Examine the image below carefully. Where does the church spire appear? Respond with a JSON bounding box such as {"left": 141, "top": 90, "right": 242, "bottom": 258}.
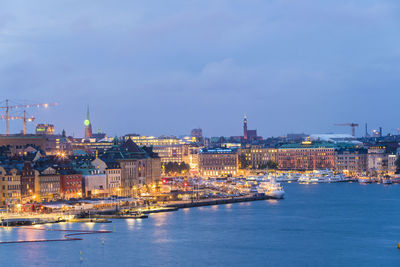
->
{"left": 86, "top": 105, "right": 90, "bottom": 121}
{"left": 84, "top": 105, "right": 92, "bottom": 138}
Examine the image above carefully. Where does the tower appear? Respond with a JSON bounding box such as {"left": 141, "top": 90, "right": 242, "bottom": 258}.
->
{"left": 84, "top": 106, "right": 92, "bottom": 138}
{"left": 243, "top": 114, "right": 248, "bottom": 141}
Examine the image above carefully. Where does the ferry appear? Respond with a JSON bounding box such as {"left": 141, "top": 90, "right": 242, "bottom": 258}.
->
{"left": 256, "top": 177, "right": 285, "bottom": 199}
{"left": 298, "top": 170, "right": 348, "bottom": 184}
{"left": 275, "top": 173, "right": 300, "bottom": 183}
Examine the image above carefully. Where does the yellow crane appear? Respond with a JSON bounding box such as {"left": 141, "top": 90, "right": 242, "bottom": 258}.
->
{"left": 0, "top": 99, "right": 57, "bottom": 135}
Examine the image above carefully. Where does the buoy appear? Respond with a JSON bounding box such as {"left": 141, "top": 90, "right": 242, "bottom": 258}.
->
{"left": 80, "top": 251, "right": 83, "bottom": 262}
{"left": 397, "top": 242, "right": 400, "bottom": 249}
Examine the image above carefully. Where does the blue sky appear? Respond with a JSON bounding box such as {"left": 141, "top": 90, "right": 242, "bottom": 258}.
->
{"left": 0, "top": 0, "right": 399, "bottom": 137}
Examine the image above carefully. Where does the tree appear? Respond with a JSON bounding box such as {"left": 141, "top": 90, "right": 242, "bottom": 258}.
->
{"left": 162, "top": 161, "right": 190, "bottom": 175}
{"left": 238, "top": 153, "right": 250, "bottom": 169}
{"left": 266, "top": 160, "right": 278, "bottom": 170}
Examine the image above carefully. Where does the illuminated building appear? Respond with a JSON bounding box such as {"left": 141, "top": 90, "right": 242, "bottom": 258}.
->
{"left": 199, "top": 148, "right": 238, "bottom": 177}
{"left": 335, "top": 148, "right": 368, "bottom": 175}
{"left": 277, "top": 142, "right": 336, "bottom": 171}
{"left": 21, "top": 162, "right": 35, "bottom": 200}
{"left": 367, "top": 146, "right": 389, "bottom": 174}
{"left": 56, "top": 165, "right": 83, "bottom": 200}
{"left": 82, "top": 171, "right": 107, "bottom": 198}
{"left": 84, "top": 106, "right": 93, "bottom": 138}
{"left": 35, "top": 124, "right": 55, "bottom": 135}
{"left": 124, "top": 135, "right": 198, "bottom": 167}
{"left": 92, "top": 157, "right": 121, "bottom": 196}
{"left": 34, "top": 167, "right": 60, "bottom": 202}
{"left": 124, "top": 135, "right": 195, "bottom": 146}
{"left": 0, "top": 166, "right": 21, "bottom": 206}
{"left": 71, "top": 138, "right": 113, "bottom": 153}
{"left": 388, "top": 154, "right": 397, "bottom": 174}
{"left": 191, "top": 128, "right": 203, "bottom": 142}
{"left": 153, "top": 145, "right": 189, "bottom": 163}
{"left": 99, "top": 138, "right": 161, "bottom": 196}
{"left": 238, "top": 146, "right": 278, "bottom": 169}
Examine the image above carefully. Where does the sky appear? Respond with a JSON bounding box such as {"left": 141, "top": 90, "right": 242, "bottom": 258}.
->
{"left": 0, "top": 0, "right": 399, "bottom": 138}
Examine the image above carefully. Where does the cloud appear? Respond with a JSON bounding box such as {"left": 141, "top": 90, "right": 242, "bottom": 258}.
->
{"left": 0, "top": 0, "right": 399, "bottom": 136}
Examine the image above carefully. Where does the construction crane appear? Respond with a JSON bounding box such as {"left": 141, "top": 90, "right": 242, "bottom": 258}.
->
{"left": 0, "top": 99, "right": 57, "bottom": 135}
{"left": 0, "top": 110, "right": 35, "bottom": 135}
{"left": 334, "top": 123, "right": 359, "bottom": 137}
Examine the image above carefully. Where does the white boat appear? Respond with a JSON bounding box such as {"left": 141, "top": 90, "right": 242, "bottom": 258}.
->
{"left": 382, "top": 179, "right": 393, "bottom": 185}
{"left": 276, "top": 173, "right": 299, "bottom": 183}
{"left": 256, "top": 177, "right": 285, "bottom": 199}
{"left": 391, "top": 175, "right": 400, "bottom": 184}
{"left": 298, "top": 170, "right": 347, "bottom": 184}
{"left": 358, "top": 177, "right": 373, "bottom": 184}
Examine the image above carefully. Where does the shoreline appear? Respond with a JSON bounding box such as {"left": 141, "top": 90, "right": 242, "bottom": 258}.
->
{"left": 0, "top": 194, "right": 279, "bottom": 227}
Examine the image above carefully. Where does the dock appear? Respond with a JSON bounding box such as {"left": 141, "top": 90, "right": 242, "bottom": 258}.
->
{"left": 165, "top": 195, "right": 274, "bottom": 209}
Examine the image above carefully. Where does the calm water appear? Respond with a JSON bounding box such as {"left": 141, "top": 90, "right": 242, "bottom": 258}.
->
{"left": 1, "top": 183, "right": 400, "bottom": 267}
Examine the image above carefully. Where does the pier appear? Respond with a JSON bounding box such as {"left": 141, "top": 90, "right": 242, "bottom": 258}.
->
{"left": 165, "top": 195, "right": 275, "bottom": 209}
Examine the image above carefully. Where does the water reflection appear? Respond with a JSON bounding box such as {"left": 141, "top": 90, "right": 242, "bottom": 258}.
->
{"left": 125, "top": 218, "right": 135, "bottom": 230}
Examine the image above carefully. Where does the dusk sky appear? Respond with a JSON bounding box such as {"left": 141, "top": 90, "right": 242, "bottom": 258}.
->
{"left": 1, "top": 0, "right": 399, "bottom": 138}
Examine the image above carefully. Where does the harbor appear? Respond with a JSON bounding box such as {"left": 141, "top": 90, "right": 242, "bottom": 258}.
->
{"left": 1, "top": 183, "right": 399, "bottom": 266}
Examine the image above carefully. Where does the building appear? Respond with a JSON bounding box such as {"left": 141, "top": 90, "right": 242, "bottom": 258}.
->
{"left": 388, "top": 154, "right": 397, "bottom": 174}
{"left": 152, "top": 144, "right": 190, "bottom": 164}
{"left": 92, "top": 157, "right": 121, "bottom": 196}
{"left": 277, "top": 142, "right": 336, "bottom": 171}
{"left": 199, "top": 148, "right": 238, "bottom": 177}
{"left": 238, "top": 146, "right": 278, "bottom": 169}
{"left": 82, "top": 171, "right": 107, "bottom": 198}
{"left": 367, "top": 146, "right": 387, "bottom": 174}
{"left": 34, "top": 167, "right": 60, "bottom": 202}
{"left": 21, "top": 162, "right": 35, "bottom": 200}
{"left": 99, "top": 138, "right": 161, "bottom": 196}
{"left": 57, "top": 166, "right": 82, "bottom": 200}
{"left": 191, "top": 128, "right": 203, "bottom": 142}
{"left": 36, "top": 124, "right": 55, "bottom": 135}
{"left": 335, "top": 148, "right": 368, "bottom": 175}
{"left": 124, "top": 135, "right": 195, "bottom": 146}
{"left": 242, "top": 115, "right": 261, "bottom": 143}
{"left": 84, "top": 106, "right": 93, "bottom": 139}
{"left": 0, "top": 135, "right": 46, "bottom": 156}
{"left": 0, "top": 166, "right": 21, "bottom": 207}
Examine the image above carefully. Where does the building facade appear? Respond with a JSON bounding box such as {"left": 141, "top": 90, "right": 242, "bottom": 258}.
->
{"left": 58, "top": 167, "right": 82, "bottom": 200}
{"left": 238, "top": 146, "right": 278, "bottom": 169}
{"left": 0, "top": 167, "right": 21, "bottom": 206}
{"left": 335, "top": 148, "right": 368, "bottom": 175}
{"left": 34, "top": 167, "right": 60, "bottom": 202}
{"left": 21, "top": 162, "right": 35, "bottom": 200}
{"left": 277, "top": 142, "right": 336, "bottom": 171}
{"left": 199, "top": 148, "right": 238, "bottom": 177}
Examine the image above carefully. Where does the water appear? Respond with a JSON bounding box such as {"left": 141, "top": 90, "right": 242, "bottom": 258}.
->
{"left": 1, "top": 183, "right": 400, "bottom": 266}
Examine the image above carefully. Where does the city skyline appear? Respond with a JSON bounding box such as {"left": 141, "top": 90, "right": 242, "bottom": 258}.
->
{"left": 1, "top": 1, "right": 400, "bottom": 137}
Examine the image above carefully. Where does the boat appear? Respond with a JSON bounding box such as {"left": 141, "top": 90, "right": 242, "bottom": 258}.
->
{"left": 298, "top": 170, "right": 348, "bottom": 184}
{"left": 276, "top": 173, "right": 299, "bottom": 183}
{"left": 382, "top": 179, "right": 393, "bottom": 185}
{"left": 391, "top": 175, "right": 400, "bottom": 184}
{"left": 256, "top": 177, "right": 285, "bottom": 199}
{"left": 358, "top": 177, "right": 373, "bottom": 184}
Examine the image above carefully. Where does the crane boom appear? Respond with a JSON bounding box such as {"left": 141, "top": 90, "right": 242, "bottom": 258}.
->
{"left": 334, "top": 123, "right": 359, "bottom": 137}
{"left": 0, "top": 99, "right": 56, "bottom": 135}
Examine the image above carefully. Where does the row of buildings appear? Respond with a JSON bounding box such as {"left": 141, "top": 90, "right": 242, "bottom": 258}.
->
{"left": 197, "top": 141, "right": 399, "bottom": 177}
{"left": 0, "top": 138, "right": 161, "bottom": 206}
